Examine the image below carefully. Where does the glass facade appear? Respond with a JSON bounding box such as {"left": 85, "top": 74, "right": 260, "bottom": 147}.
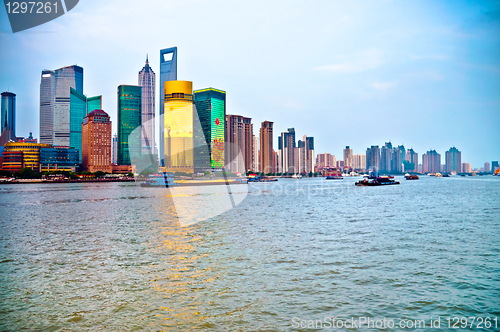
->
{"left": 53, "top": 65, "right": 84, "bottom": 146}
{"left": 117, "top": 85, "right": 142, "bottom": 165}
{"left": 40, "top": 147, "right": 79, "bottom": 171}
{"left": 164, "top": 81, "right": 194, "bottom": 173}
{"left": 194, "top": 88, "right": 226, "bottom": 170}
{"left": 1, "top": 92, "right": 16, "bottom": 137}
{"left": 69, "top": 88, "right": 102, "bottom": 162}
{"left": 159, "top": 47, "right": 178, "bottom": 166}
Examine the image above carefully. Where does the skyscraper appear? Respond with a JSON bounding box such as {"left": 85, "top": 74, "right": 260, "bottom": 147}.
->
{"left": 259, "top": 121, "right": 274, "bottom": 174}
{"left": 82, "top": 109, "right": 112, "bottom": 173}
{"left": 39, "top": 70, "right": 55, "bottom": 144}
{"left": 138, "top": 55, "right": 156, "bottom": 154}
{"left": 225, "top": 114, "right": 253, "bottom": 173}
{"left": 445, "top": 147, "right": 461, "bottom": 173}
{"left": 380, "top": 142, "right": 393, "bottom": 173}
{"left": 422, "top": 150, "right": 441, "bottom": 173}
{"left": 1, "top": 92, "right": 16, "bottom": 137}
{"left": 159, "top": 47, "right": 178, "bottom": 165}
{"left": 163, "top": 80, "right": 195, "bottom": 173}
{"left": 193, "top": 88, "right": 226, "bottom": 170}
{"left": 69, "top": 88, "right": 102, "bottom": 161}
{"left": 366, "top": 145, "right": 380, "bottom": 172}
{"left": 405, "top": 148, "right": 418, "bottom": 172}
{"left": 117, "top": 85, "right": 142, "bottom": 165}
{"left": 343, "top": 146, "right": 353, "bottom": 168}
{"left": 39, "top": 65, "right": 84, "bottom": 146}
{"left": 315, "top": 153, "right": 336, "bottom": 170}
{"left": 278, "top": 128, "right": 296, "bottom": 174}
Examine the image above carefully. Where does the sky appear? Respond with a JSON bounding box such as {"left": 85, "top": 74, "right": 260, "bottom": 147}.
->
{"left": 0, "top": 0, "right": 499, "bottom": 168}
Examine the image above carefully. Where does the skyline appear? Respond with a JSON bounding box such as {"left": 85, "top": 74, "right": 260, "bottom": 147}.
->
{"left": 0, "top": 0, "right": 499, "bottom": 167}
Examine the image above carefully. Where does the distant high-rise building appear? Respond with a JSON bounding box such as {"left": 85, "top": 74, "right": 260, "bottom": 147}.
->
{"left": 259, "top": 121, "right": 274, "bottom": 174}
{"left": 193, "top": 88, "right": 226, "bottom": 170}
{"left": 297, "top": 135, "right": 314, "bottom": 174}
{"left": 41, "top": 65, "right": 84, "bottom": 146}
{"left": 82, "top": 109, "right": 112, "bottom": 173}
{"left": 366, "top": 145, "right": 380, "bottom": 172}
{"left": 138, "top": 55, "right": 156, "bottom": 154}
{"left": 461, "top": 162, "right": 472, "bottom": 173}
{"left": 391, "top": 145, "right": 403, "bottom": 173}
{"left": 445, "top": 147, "right": 461, "bottom": 173}
{"left": 159, "top": 47, "right": 178, "bottom": 165}
{"left": 343, "top": 146, "right": 353, "bottom": 168}
{"left": 69, "top": 88, "right": 102, "bottom": 161}
{"left": 315, "top": 153, "right": 336, "bottom": 170}
{"left": 405, "top": 148, "right": 418, "bottom": 172}
{"left": 225, "top": 114, "right": 253, "bottom": 173}
{"left": 422, "top": 150, "right": 441, "bottom": 173}
{"left": 1, "top": 92, "right": 16, "bottom": 138}
{"left": 380, "top": 142, "right": 393, "bottom": 173}
{"left": 351, "top": 154, "right": 366, "bottom": 171}
{"left": 278, "top": 128, "right": 296, "bottom": 173}
{"left": 252, "top": 135, "right": 259, "bottom": 171}
{"left": 163, "top": 81, "right": 195, "bottom": 173}
{"left": 112, "top": 134, "right": 118, "bottom": 164}
{"left": 492, "top": 161, "right": 499, "bottom": 172}
{"left": 483, "top": 162, "right": 490, "bottom": 173}
{"left": 117, "top": 85, "right": 142, "bottom": 165}
{"left": 39, "top": 70, "right": 55, "bottom": 144}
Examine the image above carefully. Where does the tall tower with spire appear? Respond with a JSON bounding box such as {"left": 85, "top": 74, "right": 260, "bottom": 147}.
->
{"left": 138, "top": 55, "right": 156, "bottom": 155}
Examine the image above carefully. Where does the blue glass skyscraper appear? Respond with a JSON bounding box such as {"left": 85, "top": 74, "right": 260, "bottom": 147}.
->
{"left": 159, "top": 47, "right": 177, "bottom": 166}
{"left": 1, "top": 92, "right": 16, "bottom": 137}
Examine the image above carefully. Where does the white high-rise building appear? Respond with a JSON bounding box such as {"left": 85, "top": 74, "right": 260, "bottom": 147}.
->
{"left": 138, "top": 56, "right": 156, "bottom": 155}
{"left": 39, "top": 65, "right": 84, "bottom": 146}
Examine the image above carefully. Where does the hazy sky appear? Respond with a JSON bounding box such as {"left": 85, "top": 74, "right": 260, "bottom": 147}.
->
{"left": 1, "top": 0, "right": 499, "bottom": 167}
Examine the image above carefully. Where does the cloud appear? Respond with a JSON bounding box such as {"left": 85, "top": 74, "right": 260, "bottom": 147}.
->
{"left": 370, "top": 81, "right": 396, "bottom": 91}
{"left": 313, "top": 49, "right": 385, "bottom": 74}
{"left": 409, "top": 54, "right": 450, "bottom": 61}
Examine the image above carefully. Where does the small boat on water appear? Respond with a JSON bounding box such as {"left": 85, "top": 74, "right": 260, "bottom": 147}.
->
{"left": 326, "top": 175, "right": 343, "bottom": 180}
{"left": 141, "top": 173, "right": 247, "bottom": 187}
{"left": 248, "top": 175, "right": 278, "bottom": 182}
{"left": 355, "top": 176, "right": 400, "bottom": 186}
{"left": 141, "top": 173, "right": 177, "bottom": 187}
{"left": 291, "top": 174, "right": 302, "bottom": 179}
{"left": 404, "top": 174, "right": 419, "bottom": 180}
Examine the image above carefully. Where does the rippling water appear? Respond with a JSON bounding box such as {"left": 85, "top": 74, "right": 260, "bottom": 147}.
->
{"left": 0, "top": 176, "right": 499, "bottom": 330}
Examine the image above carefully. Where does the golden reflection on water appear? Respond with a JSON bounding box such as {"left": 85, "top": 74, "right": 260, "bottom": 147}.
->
{"left": 148, "top": 191, "right": 219, "bottom": 329}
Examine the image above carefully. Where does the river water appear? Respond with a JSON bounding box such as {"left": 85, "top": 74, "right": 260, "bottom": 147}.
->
{"left": 0, "top": 176, "right": 499, "bottom": 331}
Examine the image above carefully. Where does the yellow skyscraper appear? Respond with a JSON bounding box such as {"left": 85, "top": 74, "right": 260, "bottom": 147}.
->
{"left": 164, "top": 80, "right": 195, "bottom": 173}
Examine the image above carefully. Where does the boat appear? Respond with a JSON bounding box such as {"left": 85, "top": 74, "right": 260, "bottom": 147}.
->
{"left": 326, "top": 175, "right": 343, "bottom": 180}
{"left": 442, "top": 174, "right": 450, "bottom": 177}
{"left": 141, "top": 173, "right": 247, "bottom": 187}
{"left": 404, "top": 174, "right": 419, "bottom": 180}
{"left": 141, "top": 172, "right": 177, "bottom": 187}
{"left": 355, "top": 176, "right": 400, "bottom": 186}
{"left": 291, "top": 174, "right": 302, "bottom": 179}
{"left": 248, "top": 175, "right": 278, "bottom": 182}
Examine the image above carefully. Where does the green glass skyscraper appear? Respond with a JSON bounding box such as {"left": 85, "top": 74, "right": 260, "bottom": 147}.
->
{"left": 69, "top": 88, "right": 102, "bottom": 161}
{"left": 117, "top": 85, "right": 142, "bottom": 165}
{"left": 193, "top": 88, "right": 226, "bottom": 170}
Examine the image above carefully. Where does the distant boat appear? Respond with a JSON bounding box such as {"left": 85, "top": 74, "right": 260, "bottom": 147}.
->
{"left": 291, "top": 174, "right": 302, "bottom": 179}
{"left": 141, "top": 173, "right": 247, "bottom": 187}
{"left": 248, "top": 175, "right": 278, "bottom": 182}
{"left": 355, "top": 176, "right": 400, "bottom": 186}
{"left": 405, "top": 174, "right": 419, "bottom": 180}
{"left": 442, "top": 174, "right": 450, "bottom": 177}
{"left": 326, "top": 175, "right": 343, "bottom": 180}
